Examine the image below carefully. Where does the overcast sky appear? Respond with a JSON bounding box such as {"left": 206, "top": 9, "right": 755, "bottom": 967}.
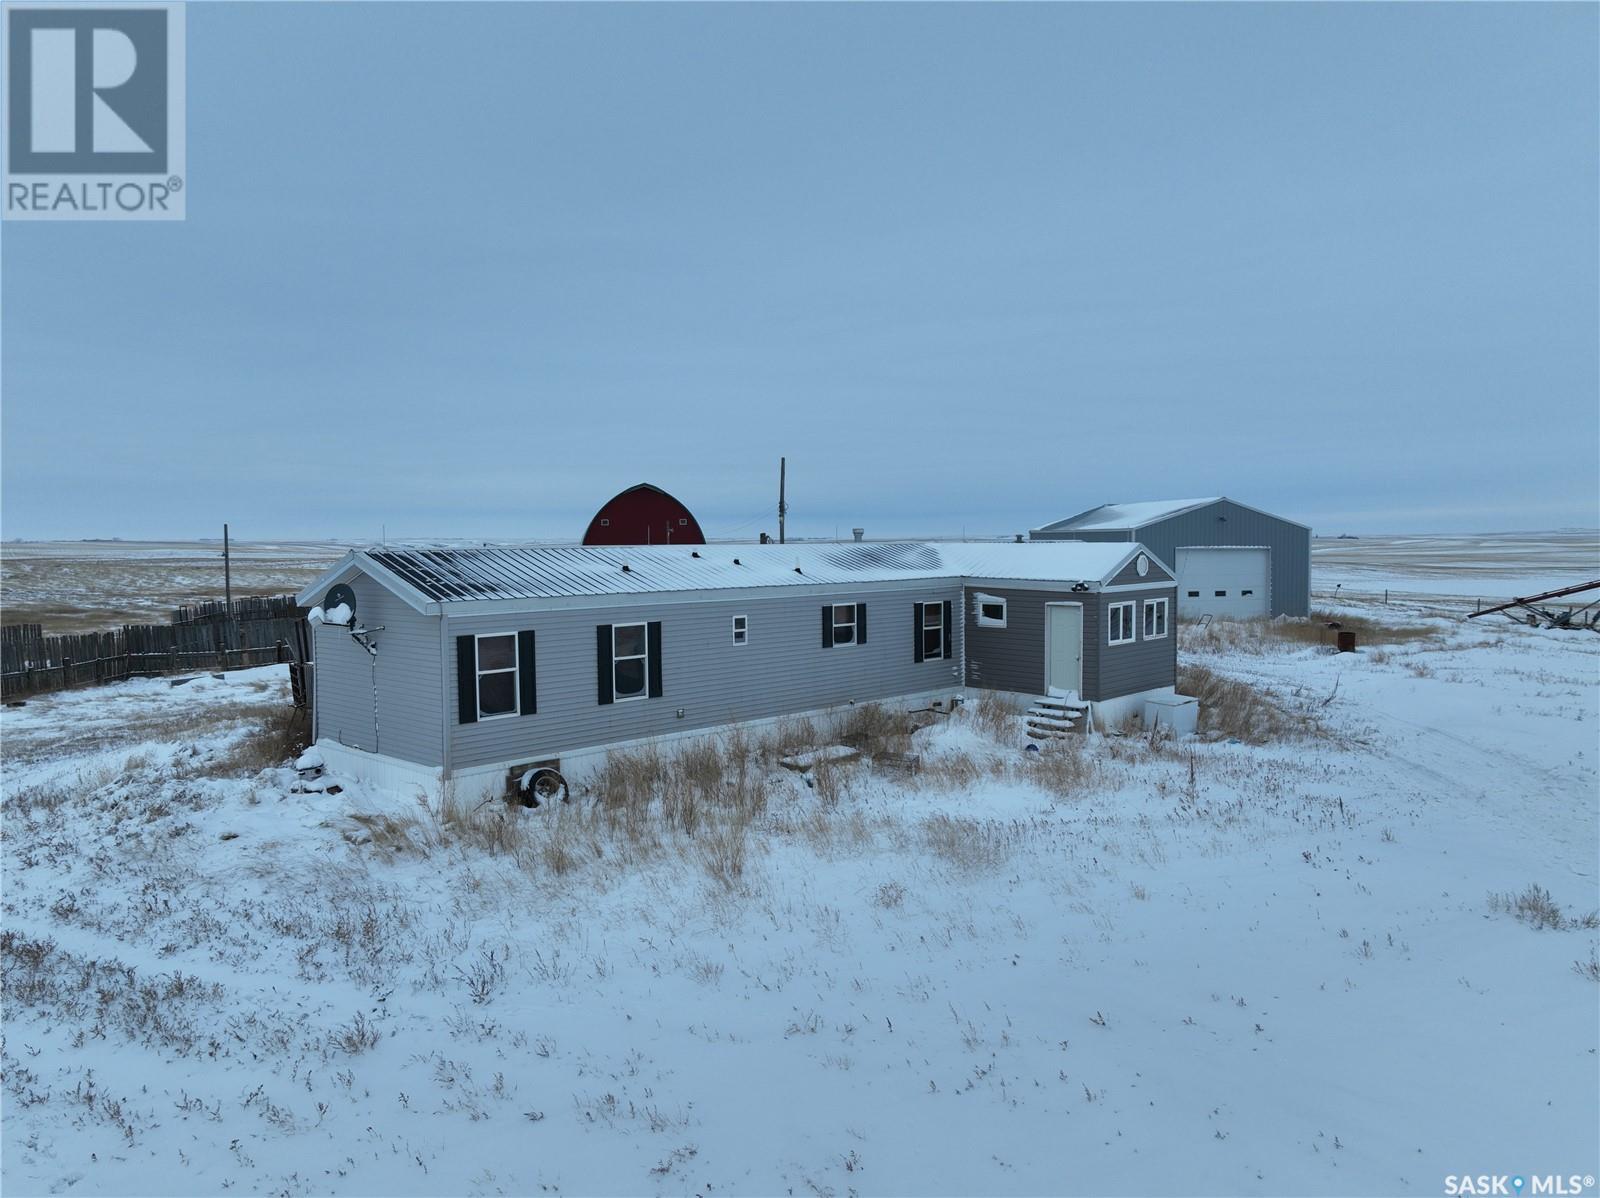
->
{"left": 3, "top": 3, "right": 1596, "bottom": 543}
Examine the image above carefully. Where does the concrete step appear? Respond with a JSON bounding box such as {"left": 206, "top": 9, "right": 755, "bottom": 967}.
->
{"left": 1035, "top": 697, "right": 1090, "bottom": 714}
{"left": 1026, "top": 727, "right": 1073, "bottom": 742}
{"left": 1026, "top": 714, "right": 1078, "bottom": 732}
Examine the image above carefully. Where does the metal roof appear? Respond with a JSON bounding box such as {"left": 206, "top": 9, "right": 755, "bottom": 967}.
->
{"left": 300, "top": 541, "right": 1145, "bottom": 608}
{"left": 1033, "top": 498, "right": 1223, "bottom": 534}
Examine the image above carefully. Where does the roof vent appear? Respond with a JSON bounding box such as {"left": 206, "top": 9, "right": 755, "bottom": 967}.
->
{"left": 691, "top": 551, "right": 701, "bottom": 558}
{"left": 732, "top": 558, "right": 741, "bottom": 566}
{"left": 621, "top": 564, "right": 631, "bottom": 573}
{"left": 794, "top": 566, "right": 803, "bottom": 574}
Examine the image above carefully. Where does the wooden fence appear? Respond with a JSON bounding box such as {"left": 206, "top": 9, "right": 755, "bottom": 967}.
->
{"left": 173, "top": 594, "right": 304, "bottom": 625}
{"left": 1, "top": 598, "right": 311, "bottom": 701}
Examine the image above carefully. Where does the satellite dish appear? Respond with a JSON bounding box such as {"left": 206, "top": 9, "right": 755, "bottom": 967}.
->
{"left": 324, "top": 583, "right": 357, "bottom": 615}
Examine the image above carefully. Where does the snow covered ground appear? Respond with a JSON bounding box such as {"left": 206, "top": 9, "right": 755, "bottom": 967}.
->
{"left": 1312, "top": 532, "right": 1599, "bottom": 604}
{"left": 2, "top": 601, "right": 1597, "bottom": 1197}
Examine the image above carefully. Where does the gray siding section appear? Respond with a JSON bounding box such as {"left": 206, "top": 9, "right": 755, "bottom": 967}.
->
{"left": 313, "top": 572, "right": 444, "bottom": 765}
{"left": 963, "top": 585, "right": 1060, "bottom": 696}
{"left": 963, "top": 584, "right": 1176, "bottom": 700}
{"left": 1107, "top": 551, "right": 1174, "bottom": 587}
{"left": 446, "top": 584, "right": 964, "bottom": 770}
{"left": 1094, "top": 588, "right": 1178, "bottom": 699}
{"left": 1033, "top": 500, "right": 1310, "bottom": 616}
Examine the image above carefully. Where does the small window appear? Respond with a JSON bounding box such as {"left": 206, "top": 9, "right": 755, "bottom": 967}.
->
{"left": 974, "top": 593, "right": 1007, "bottom": 629}
{"left": 600, "top": 518, "right": 610, "bottom": 527}
{"left": 475, "top": 633, "right": 519, "bottom": 719}
{"left": 831, "top": 603, "right": 857, "bottom": 645}
{"left": 732, "top": 614, "right": 748, "bottom": 645}
{"left": 613, "top": 622, "right": 649, "bottom": 701}
{"left": 1142, "top": 598, "right": 1169, "bottom": 640}
{"left": 1215, "top": 590, "right": 1227, "bottom": 598}
{"left": 678, "top": 518, "right": 688, "bottom": 526}
{"left": 1241, "top": 589, "right": 1253, "bottom": 597}
{"left": 921, "top": 601, "right": 945, "bottom": 660}
{"left": 1187, "top": 591, "right": 1200, "bottom": 598}
{"left": 1108, "top": 601, "right": 1137, "bottom": 645}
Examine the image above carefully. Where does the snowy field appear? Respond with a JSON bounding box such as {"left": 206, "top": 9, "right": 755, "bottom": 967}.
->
{"left": 2, "top": 594, "right": 1596, "bottom": 1197}
{"left": 0, "top": 541, "right": 346, "bottom": 632}
{"left": 1312, "top": 531, "right": 1599, "bottom": 605}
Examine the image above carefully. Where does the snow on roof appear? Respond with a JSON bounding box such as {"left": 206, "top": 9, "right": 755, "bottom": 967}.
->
{"left": 1035, "top": 497, "right": 1223, "bottom": 533}
{"left": 303, "top": 541, "right": 1144, "bottom": 607}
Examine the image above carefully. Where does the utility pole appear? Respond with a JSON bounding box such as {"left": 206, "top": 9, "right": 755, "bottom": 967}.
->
{"left": 778, "top": 457, "right": 787, "bottom": 545}
{"left": 222, "top": 523, "right": 232, "bottom": 613}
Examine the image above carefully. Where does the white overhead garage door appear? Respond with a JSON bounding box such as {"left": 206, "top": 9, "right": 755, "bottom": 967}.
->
{"left": 1175, "top": 548, "right": 1270, "bottom": 619}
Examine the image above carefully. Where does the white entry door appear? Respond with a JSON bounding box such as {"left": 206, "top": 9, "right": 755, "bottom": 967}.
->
{"left": 1045, "top": 603, "right": 1083, "bottom": 697}
{"left": 1175, "top": 548, "right": 1271, "bottom": 619}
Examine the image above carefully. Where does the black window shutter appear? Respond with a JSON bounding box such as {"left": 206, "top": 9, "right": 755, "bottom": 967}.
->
{"left": 913, "top": 602, "right": 925, "bottom": 663}
{"left": 455, "top": 636, "right": 477, "bottom": 724}
{"left": 596, "top": 624, "right": 614, "bottom": 705}
{"left": 517, "top": 630, "right": 537, "bottom": 715}
{"left": 943, "top": 600, "right": 953, "bottom": 660}
{"left": 647, "top": 621, "right": 663, "bottom": 697}
{"left": 822, "top": 606, "right": 833, "bottom": 649}
{"left": 858, "top": 603, "right": 867, "bottom": 644}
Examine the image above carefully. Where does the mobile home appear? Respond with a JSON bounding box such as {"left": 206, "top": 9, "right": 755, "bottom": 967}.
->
{"left": 297, "top": 541, "right": 1179, "bottom": 798}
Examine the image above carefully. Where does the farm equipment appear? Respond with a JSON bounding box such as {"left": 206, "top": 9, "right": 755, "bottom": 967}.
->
{"left": 1467, "top": 580, "right": 1600, "bottom": 631}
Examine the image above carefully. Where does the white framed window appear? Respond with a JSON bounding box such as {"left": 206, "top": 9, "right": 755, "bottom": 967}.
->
{"left": 973, "top": 593, "right": 1007, "bottom": 629}
{"left": 732, "top": 614, "right": 748, "bottom": 645}
{"left": 831, "top": 603, "right": 857, "bottom": 646}
{"left": 1142, "top": 597, "right": 1169, "bottom": 640}
{"left": 475, "top": 632, "right": 519, "bottom": 719}
{"left": 921, "top": 600, "right": 944, "bottom": 660}
{"left": 1107, "top": 601, "right": 1137, "bottom": 645}
{"left": 612, "top": 622, "right": 649, "bottom": 701}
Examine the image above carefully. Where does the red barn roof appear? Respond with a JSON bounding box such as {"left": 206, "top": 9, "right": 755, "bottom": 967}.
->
{"left": 582, "top": 483, "right": 706, "bottom": 546}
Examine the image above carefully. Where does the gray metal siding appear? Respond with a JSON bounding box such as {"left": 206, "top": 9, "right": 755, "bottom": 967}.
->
{"left": 312, "top": 573, "right": 444, "bottom": 766}
{"left": 1034, "top": 500, "right": 1309, "bottom": 616}
{"left": 1095, "top": 588, "right": 1179, "bottom": 700}
{"left": 1107, "top": 551, "right": 1174, "bottom": 586}
{"left": 963, "top": 585, "right": 1176, "bottom": 700}
{"left": 963, "top": 586, "right": 1053, "bottom": 695}
{"left": 446, "top": 584, "right": 965, "bottom": 770}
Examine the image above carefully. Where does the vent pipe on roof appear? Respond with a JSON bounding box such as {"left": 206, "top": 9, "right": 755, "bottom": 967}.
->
{"left": 852, "top": 528, "right": 864, "bottom": 542}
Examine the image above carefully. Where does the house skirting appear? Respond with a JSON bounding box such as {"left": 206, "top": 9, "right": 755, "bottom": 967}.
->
{"left": 314, "top": 740, "right": 444, "bottom": 799}
{"left": 315, "top": 684, "right": 1181, "bottom": 802}
{"left": 315, "top": 686, "right": 964, "bottom": 803}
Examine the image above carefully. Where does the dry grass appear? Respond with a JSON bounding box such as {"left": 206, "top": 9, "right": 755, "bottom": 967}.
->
{"left": 1487, "top": 884, "right": 1600, "bottom": 932}
{"left": 1023, "top": 737, "right": 1097, "bottom": 797}
{"left": 195, "top": 703, "right": 310, "bottom": 777}
{"left": 1182, "top": 610, "right": 1441, "bottom": 657}
{"left": 969, "top": 691, "right": 1021, "bottom": 741}
{"left": 1177, "top": 663, "right": 1328, "bottom": 744}
{"left": 416, "top": 736, "right": 780, "bottom": 887}
{"left": 919, "top": 814, "right": 1012, "bottom": 872}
